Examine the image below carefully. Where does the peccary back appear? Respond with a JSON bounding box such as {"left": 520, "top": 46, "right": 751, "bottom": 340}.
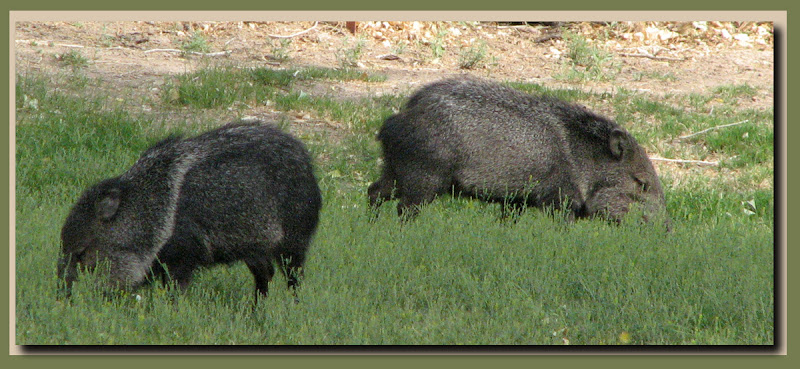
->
{"left": 58, "top": 122, "right": 322, "bottom": 301}
{"left": 368, "top": 77, "right": 667, "bottom": 224}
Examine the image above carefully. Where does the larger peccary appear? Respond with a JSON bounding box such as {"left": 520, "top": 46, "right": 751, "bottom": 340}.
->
{"left": 368, "top": 77, "right": 668, "bottom": 225}
{"left": 58, "top": 121, "right": 322, "bottom": 302}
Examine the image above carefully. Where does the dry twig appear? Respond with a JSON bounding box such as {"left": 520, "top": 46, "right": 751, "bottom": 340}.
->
{"left": 534, "top": 33, "right": 563, "bottom": 43}
{"left": 619, "top": 52, "right": 685, "bottom": 61}
{"left": 620, "top": 46, "right": 685, "bottom": 61}
{"left": 268, "top": 21, "right": 319, "bottom": 39}
{"left": 677, "top": 120, "right": 749, "bottom": 140}
{"left": 143, "top": 48, "right": 231, "bottom": 57}
{"left": 649, "top": 157, "right": 719, "bottom": 166}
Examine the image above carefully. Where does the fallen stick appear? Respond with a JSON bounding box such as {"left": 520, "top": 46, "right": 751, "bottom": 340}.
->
{"left": 55, "top": 43, "right": 86, "bottom": 48}
{"left": 677, "top": 120, "right": 749, "bottom": 140}
{"left": 143, "top": 48, "right": 231, "bottom": 57}
{"left": 619, "top": 52, "right": 685, "bottom": 61}
{"left": 268, "top": 21, "right": 319, "bottom": 39}
{"left": 534, "top": 33, "right": 563, "bottom": 43}
{"left": 649, "top": 157, "right": 719, "bottom": 166}
{"left": 18, "top": 39, "right": 231, "bottom": 57}
{"left": 16, "top": 40, "right": 89, "bottom": 49}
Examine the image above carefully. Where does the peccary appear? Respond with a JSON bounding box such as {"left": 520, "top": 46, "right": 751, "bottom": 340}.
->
{"left": 368, "top": 77, "right": 668, "bottom": 225}
{"left": 58, "top": 121, "right": 322, "bottom": 302}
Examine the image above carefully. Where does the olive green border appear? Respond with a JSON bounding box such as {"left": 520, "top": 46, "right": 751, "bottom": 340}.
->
{"left": 4, "top": 0, "right": 790, "bottom": 366}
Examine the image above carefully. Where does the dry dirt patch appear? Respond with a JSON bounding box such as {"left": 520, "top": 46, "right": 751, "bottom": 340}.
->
{"left": 14, "top": 21, "right": 775, "bottom": 181}
{"left": 14, "top": 21, "right": 774, "bottom": 102}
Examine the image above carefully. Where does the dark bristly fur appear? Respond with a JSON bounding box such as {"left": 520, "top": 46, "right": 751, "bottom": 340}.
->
{"left": 368, "top": 77, "right": 668, "bottom": 225}
{"left": 58, "top": 121, "right": 322, "bottom": 303}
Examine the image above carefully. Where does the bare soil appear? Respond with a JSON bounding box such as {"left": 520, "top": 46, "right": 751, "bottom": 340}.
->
{"left": 13, "top": 21, "right": 775, "bottom": 180}
{"left": 13, "top": 21, "right": 774, "bottom": 101}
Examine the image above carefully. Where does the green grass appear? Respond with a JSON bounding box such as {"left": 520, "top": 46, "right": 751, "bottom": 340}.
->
{"left": 632, "top": 70, "right": 678, "bottom": 82}
{"left": 54, "top": 49, "right": 89, "bottom": 70}
{"left": 458, "top": 40, "right": 495, "bottom": 70}
{"left": 429, "top": 27, "right": 449, "bottom": 59}
{"left": 335, "top": 36, "right": 367, "bottom": 69}
{"left": 15, "top": 64, "right": 774, "bottom": 346}
{"left": 179, "top": 31, "right": 212, "bottom": 54}
{"left": 269, "top": 38, "right": 293, "bottom": 63}
{"left": 713, "top": 83, "right": 759, "bottom": 102}
{"left": 505, "top": 81, "right": 606, "bottom": 102}
{"left": 161, "top": 65, "right": 387, "bottom": 110}
{"left": 555, "top": 31, "right": 620, "bottom": 82}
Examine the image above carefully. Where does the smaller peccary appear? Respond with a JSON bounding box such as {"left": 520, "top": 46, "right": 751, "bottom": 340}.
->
{"left": 58, "top": 121, "right": 322, "bottom": 302}
{"left": 368, "top": 77, "right": 668, "bottom": 225}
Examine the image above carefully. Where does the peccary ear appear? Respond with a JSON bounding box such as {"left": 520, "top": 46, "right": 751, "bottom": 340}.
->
{"left": 609, "top": 129, "right": 631, "bottom": 160}
{"left": 96, "top": 188, "right": 121, "bottom": 220}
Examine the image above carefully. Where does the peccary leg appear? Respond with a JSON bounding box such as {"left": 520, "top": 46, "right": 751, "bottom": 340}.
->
{"left": 368, "top": 171, "right": 398, "bottom": 221}
{"left": 283, "top": 258, "right": 304, "bottom": 291}
{"left": 165, "top": 264, "right": 196, "bottom": 293}
{"left": 396, "top": 174, "right": 446, "bottom": 219}
{"left": 279, "top": 250, "right": 307, "bottom": 303}
{"left": 500, "top": 200, "right": 526, "bottom": 222}
{"left": 368, "top": 174, "right": 395, "bottom": 209}
{"left": 154, "top": 238, "right": 205, "bottom": 294}
{"left": 397, "top": 196, "right": 427, "bottom": 219}
{"left": 56, "top": 255, "right": 78, "bottom": 299}
{"left": 246, "top": 259, "right": 276, "bottom": 302}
